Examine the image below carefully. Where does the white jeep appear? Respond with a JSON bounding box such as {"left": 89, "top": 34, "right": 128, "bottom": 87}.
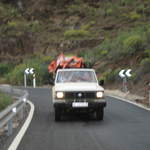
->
{"left": 52, "top": 68, "right": 106, "bottom": 121}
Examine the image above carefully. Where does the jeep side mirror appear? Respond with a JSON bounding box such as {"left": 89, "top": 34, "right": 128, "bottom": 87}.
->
{"left": 99, "top": 80, "right": 104, "bottom": 86}
{"left": 49, "top": 80, "right": 54, "bottom": 85}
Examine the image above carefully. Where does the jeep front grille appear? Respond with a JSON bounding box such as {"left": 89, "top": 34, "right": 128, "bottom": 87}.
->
{"left": 65, "top": 92, "right": 96, "bottom": 100}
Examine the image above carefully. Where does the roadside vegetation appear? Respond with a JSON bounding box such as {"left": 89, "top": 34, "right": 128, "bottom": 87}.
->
{"left": 5, "top": 55, "right": 53, "bottom": 86}
{"left": 0, "top": 0, "right": 149, "bottom": 96}
{"left": 0, "top": 91, "right": 12, "bottom": 111}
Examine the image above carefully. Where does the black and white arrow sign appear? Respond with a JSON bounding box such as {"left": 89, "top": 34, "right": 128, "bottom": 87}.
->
{"left": 24, "top": 68, "right": 35, "bottom": 75}
{"left": 30, "top": 68, "right": 35, "bottom": 74}
{"left": 119, "top": 69, "right": 126, "bottom": 78}
{"left": 24, "top": 68, "right": 30, "bottom": 75}
{"left": 24, "top": 68, "right": 36, "bottom": 88}
{"left": 126, "top": 69, "right": 132, "bottom": 77}
{"left": 119, "top": 69, "right": 132, "bottom": 78}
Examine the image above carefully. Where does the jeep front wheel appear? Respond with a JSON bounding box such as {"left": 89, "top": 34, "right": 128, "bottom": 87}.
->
{"left": 96, "top": 108, "right": 104, "bottom": 121}
{"left": 55, "top": 108, "right": 61, "bottom": 121}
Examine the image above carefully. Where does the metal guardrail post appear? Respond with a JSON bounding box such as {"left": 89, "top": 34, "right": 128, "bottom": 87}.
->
{"left": 123, "top": 77, "right": 128, "bottom": 93}
{"left": 11, "top": 86, "right": 14, "bottom": 95}
{"left": 7, "top": 119, "right": 13, "bottom": 136}
{"left": 20, "top": 106, "right": 24, "bottom": 120}
{"left": 0, "top": 85, "right": 29, "bottom": 137}
{"left": 148, "top": 83, "right": 150, "bottom": 107}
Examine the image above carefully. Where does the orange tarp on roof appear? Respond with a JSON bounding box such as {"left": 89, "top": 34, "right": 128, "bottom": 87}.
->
{"left": 48, "top": 53, "right": 84, "bottom": 73}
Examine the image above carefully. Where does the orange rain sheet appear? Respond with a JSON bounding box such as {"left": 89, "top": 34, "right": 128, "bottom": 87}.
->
{"left": 48, "top": 53, "right": 84, "bottom": 73}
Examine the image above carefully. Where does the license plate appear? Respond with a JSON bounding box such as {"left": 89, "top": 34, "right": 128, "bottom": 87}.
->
{"left": 72, "top": 102, "right": 88, "bottom": 108}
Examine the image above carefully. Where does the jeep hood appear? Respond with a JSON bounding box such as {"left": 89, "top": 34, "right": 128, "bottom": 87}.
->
{"left": 54, "top": 83, "right": 104, "bottom": 92}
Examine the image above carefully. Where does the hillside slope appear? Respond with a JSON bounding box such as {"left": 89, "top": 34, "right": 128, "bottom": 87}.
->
{"left": 0, "top": 0, "right": 150, "bottom": 102}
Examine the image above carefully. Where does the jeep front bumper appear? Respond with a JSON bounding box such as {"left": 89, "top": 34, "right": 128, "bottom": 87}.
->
{"left": 54, "top": 100, "right": 106, "bottom": 110}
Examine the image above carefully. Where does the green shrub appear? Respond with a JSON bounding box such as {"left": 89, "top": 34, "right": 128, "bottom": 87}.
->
{"left": 67, "top": 4, "right": 81, "bottom": 15}
{"left": 74, "top": 0, "right": 83, "bottom": 5}
{"left": 99, "top": 50, "right": 108, "bottom": 57}
{"left": 0, "top": 63, "right": 14, "bottom": 76}
{"left": 105, "top": 8, "right": 113, "bottom": 16}
{"left": 103, "top": 68, "right": 121, "bottom": 82}
{"left": 7, "top": 21, "right": 18, "bottom": 28}
{"left": 101, "top": 70, "right": 110, "bottom": 82}
{"left": 95, "top": 25, "right": 149, "bottom": 62}
{"left": 6, "top": 63, "right": 26, "bottom": 85}
{"left": 84, "top": 51, "right": 97, "bottom": 68}
{"left": 138, "top": 58, "right": 150, "bottom": 75}
{"left": 0, "top": 3, "right": 20, "bottom": 18}
{"left": 81, "top": 21, "right": 95, "bottom": 30}
{"left": 6, "top": 7, "right": 20, "bottom": 18}
{"left": 129, "top": 12, "right": 141, "bottom": 21}
{"left": 28, "top": 20, "right": 41, "bottom": 32}
{"left": 6, "top": 58, "right": 51, "bottom": 86}
{"left": 140, "top": 57, "right": 150, "bottom": 66}
{"left": 123, "top": 35, "right": 144, "bottom": 53}
{"left": 40, "top": 55, "right": 54, "bottom": 64}
{"left": 136, "top": 5, "right": 146, "bottom": 14}
{"left": 120, "top": 0, "right": 135, "bottom": 6}
{"left": 0, "top": 92, "right": 12, "bottom": 111}
{"left": 144, "top": 49, "right": 150, "bottom": 56}
{"left": 146, "top": 28, "right": 150, "bottom": 41}
{"left": 64, "top": 29, "right": 90, "bottom": 39}
{"left": 96, "top": 39, "right": 112, "bottom": 55}
{"left": 67, "top": 4, "right": 97, "bottom": 17}
{"left": 79, "top": 50, "right": 98, "bottom": 68}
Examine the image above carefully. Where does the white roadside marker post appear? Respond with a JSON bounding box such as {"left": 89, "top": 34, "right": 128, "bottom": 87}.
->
{"left": 123, "top": 77, "right": 128, "bottom": 93}
{"left": 7, "top": 119, "right": 13, "bottom": 136}
{"left": 24, "top": 73, "right": 27, "bottom": 88}
{"left": 29, "top": 68, "right": 36, "bottom": 88}
{"left": 24, "top": 68, "right": 36, "bottom": 88}
{"left": 33, "top": 74, "right": 36, "bottom": 88}
{"left": 149, "top": 83, "right": 150, "bottom": 107}
{"left": 119, "top": 69, "right": 132, "bottom": 93}
{"left": 24, "top": 68, "right": 30, "bottom": 88}
{"left": 119, "top": 69, "right": 126, "bottom": 92}
{"left": 7, "top": 107, "right": 17, "bottom": 136}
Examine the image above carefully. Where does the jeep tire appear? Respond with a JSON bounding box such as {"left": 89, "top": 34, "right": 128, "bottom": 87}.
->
{"left": 96, "top": 108, "right": 104, "bottom": 121}
{"left": 55, "top": 108, "right": 61, "bottom": 121}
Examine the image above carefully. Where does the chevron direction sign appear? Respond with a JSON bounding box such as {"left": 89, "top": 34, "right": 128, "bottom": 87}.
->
{"left": 24, "top": 68, "right": 35, "bottom": 75}
{"left": 24, "top": 68, "right": 36, "bottom": 88}
{"left": 119, "top": 69, "right": 132, "bottom": 93}
{"left": 119, "top": 69, "right": 132, "bottom": 78}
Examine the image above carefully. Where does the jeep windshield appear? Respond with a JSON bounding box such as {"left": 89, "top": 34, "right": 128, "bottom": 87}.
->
{"left": 56, "top": 70, "right": 97, "bottom": 83}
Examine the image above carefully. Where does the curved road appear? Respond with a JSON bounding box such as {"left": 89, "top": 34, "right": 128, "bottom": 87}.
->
{"left": 16, "top": 88, "right": 150, "bottom": 150}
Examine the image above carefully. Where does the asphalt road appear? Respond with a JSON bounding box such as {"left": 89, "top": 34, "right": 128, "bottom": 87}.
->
{"left": 16, "top": 88, "right": 150, "bottom": 150}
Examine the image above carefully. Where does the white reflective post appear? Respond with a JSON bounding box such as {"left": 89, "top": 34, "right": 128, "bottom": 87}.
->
{"left": 119, "top": 69, "right": 132, "bottom": 93}
{"left": 7, "top": 119, "right": 13, "bottom": 136}
{"left": 123, "top": 77, "right": 128, "bottom": 93}
{"left": 24, "top": 68, "right": 36, "bottom": 88}
{"left": 24, "top": 73, "right": 27, "bottom": 88}
{"left": 148, "top": 83, "right": 150, "bottom": 106}
{"left": 33, "top": 74, "right": 36, "bottom": 88}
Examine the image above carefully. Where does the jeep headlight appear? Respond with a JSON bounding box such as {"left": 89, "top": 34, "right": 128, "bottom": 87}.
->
{"left": 96, "top": 91, "right": 103, "bottom": 98}
{"left": 56, "top": 92, "right": 64, "bottom": 99}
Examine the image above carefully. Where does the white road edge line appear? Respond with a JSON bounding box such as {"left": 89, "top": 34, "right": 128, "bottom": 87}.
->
{"left": 107, "top": 95, "right": 150, "bottom": 111}
{"left": 8, "top": 100, "right": 35, "bottom": 150}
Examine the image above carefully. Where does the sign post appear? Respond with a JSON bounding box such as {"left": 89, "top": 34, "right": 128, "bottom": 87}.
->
{"left": 119, "top": 69, "right": 132, "bottom": 93}
{"left": 24, "top": 68, "right": 30, "bottom": 88}
{"left": 148, "top": 83, "right": 150, "bottom": 106}
{"left": 24, "top": 73, "right": 27, "bottom": 88}
{"left": 123, "top": 77, "right": 128, "bottom": 93}
{"left": 33, "top": 74, "right": 36, "bottom": 88}
{"left": 24, "top": 68, "right": 36, "bottom": 88}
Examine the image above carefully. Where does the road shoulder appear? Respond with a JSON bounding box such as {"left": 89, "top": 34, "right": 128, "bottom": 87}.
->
{"left": 105, "top": 89, "right": 150, "bottom": 111}
{"left": 7, "top": 100, "right": 34, "bottom": 150}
